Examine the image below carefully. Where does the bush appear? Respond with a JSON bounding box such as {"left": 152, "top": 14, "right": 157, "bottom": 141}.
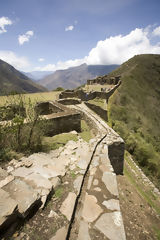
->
{"left": 0, "top": 95, "right": 47, "bottom": 161}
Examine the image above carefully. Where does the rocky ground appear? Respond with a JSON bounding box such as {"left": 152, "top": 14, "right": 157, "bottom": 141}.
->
{"left": 0, "top": 103, "right": 160, "bottom": 240}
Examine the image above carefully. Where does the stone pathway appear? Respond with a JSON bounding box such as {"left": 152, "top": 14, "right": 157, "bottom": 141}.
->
{"left": 69, "top": 137, "right": 126, "bottom": 240}
{"left": 0, "top": 103, "right": 126, "bottom": 240}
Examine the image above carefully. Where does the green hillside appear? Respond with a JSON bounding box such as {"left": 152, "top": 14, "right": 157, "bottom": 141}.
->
{"left": 108, "top": 54, "right": 160, "bottom": 187}
{"left": 0, "top": 59, "right": 47, "bottom": 95}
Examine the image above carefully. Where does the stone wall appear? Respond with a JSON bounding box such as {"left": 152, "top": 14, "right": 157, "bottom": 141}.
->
{"left": 44, "top": 113, "right": 81, "bottom": 136}
{"left": 35, "top": 101, "right": 63, "bottom": 115}
{"left": 87, "top": 75, "right": 120, "bottom": 85}
{"left": 57, "top": 98, "right": 81, "bottom": 105}
{"left": 84, "top": 102, "right": 108, "bottom": 121}
{"left": 37, "top": 101, "right": 81, "bottom": 136}
{"left": 59, "top": 81, "right": 121, "bottom": 102}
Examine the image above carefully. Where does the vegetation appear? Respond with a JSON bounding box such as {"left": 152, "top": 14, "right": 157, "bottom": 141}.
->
{"left": 42, "top": 132, "right": 78, "bottom": 152}
{"left": 88, "top": 98, "right": 107, "bottom": 110}
{"left": 0, "top": 94, "right": 48, "bottom": 162}
{"left": 79, "top": 120, "right": 93, "bottom": 142}
{"left": 0, "top": 91, "right": 59, "bottom": 107}
{"left": 52, "top": 87, "right": 64, "bottom": 91}
{"left": 108, "top": 54, "right": 160, "bottom": 187}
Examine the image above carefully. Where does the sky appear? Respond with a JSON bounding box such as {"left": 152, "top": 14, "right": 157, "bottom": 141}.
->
{"left": 0, "top": 0, "right": 160, "bottom": 72}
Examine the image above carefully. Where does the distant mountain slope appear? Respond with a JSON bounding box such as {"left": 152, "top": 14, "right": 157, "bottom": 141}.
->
{"left": 0, "top": 59, "right": 47, "bottom": 95}
{"left": 22, "top": 71, "right": 54, "bottom": 81}
{"left": 39, "top": 63, "right": 119, "bottom": 90}
{"left": 108, "top": 54, "right": 160, "bottom": 186}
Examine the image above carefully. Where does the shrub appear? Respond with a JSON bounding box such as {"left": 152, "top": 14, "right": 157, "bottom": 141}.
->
{"left": 0, "top": 95, "right": 46, "bottom": 161}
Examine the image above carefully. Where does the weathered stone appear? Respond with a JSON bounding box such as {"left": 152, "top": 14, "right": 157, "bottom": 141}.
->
{"left": 50, "top": 226, "right": 67, "bottom": 240}
{"left": 50, "top": 177, "right": 61, "bottom": 189}
{"left": 77, "top": 159, "right": 88, "bottom": 170}
{"left": 108, "top": 140, "right": 125, "bottom": 175}
{"left": 0, "top": 189, "right": 18, "bottom": 229}
{"left": 92, "top": 156, "right": 99, "bottom": 167}
{"left": 25, "top": 173, "right": 52, "bottom": 190}
{"left": 3, "top": 179, "right": 40, "bottom": 218}
{"left": 87, "top": 176, "right": 93, "bottom": 190}
{"left": 89, "top": 167, "right": 97, "bottom": 176}
{"left": 11, "top": 167, "right": 33, "bottom": 178}
{"left": 95, "top": 212, "right": 126, "bottom": 240}
{"left": 0, "top": 167, "right": 8, "bottom": 181}
{"left": 93, "top": 179, "right": 99, "bottom": 186}
{"left": 73, "top": 175, "right": 83, "bottom": 194}
{"left": 48, "top": 210, "right": 59, "bottom": 218}
{"left": 0, "top": 175, "right": 14, "bottom": 188}
{"left": 82, "top": 193, "right": 103, "bottom": 222}
{"left": 102, "top": 172, "right": 119, "bottom": 196}
{"left": 93, "top": 187, "right": 101, "bottom": 192}
{"left": 6, "top": 166, "right": 14, "bottom": 173}
{"left": 78, "top": 220, "right": 91, "bottom": 240}
{"left": 21, "top": 158, "right": 33, "bottom": 168}
{"left": 102, "top": 199, "right": 120, "bottom": 211}
{"left": 60, "top": 192, "right": 76, "bottom": 220}
{"left": 31, "top": 165, "right": 65, "bottom": 178}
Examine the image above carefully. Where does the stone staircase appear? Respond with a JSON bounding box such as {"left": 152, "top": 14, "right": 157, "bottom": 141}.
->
{"left": 0, "top": 103, "right": 126, "bottom": 240}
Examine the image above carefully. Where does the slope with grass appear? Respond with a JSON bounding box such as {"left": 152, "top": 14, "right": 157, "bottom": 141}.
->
{"left": 0, "top": 59, "right": 47, "bottom": 95}
{"left": 108, "top": 54, "right": 160, "bottom": 187}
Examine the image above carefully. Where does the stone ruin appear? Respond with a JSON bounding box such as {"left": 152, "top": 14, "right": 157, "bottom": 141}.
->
{"left": 87, "top": 75, "right": 121, "bottom": 85}
{"left": 34, "top": 101, "right": 81, "bottom": 136}
{"left": 0, "top": 101, "right": 81, "bottom": 137}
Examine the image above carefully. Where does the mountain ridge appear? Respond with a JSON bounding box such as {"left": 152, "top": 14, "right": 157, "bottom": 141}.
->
{"left": 0, "top": 59, "right": 47, "bottom": 95}
{"left": 38, "top": 63, "right": 119, "bottom": 90}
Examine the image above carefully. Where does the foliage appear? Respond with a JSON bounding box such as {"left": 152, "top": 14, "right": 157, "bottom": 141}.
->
{"left": 42, "top": 133, "right": 78, "bottom": 152}
{"left": 0, "top": 94, "right": 47, "bottom": 162}
{"left": 88, "top": 98, "right": 107, "bottom": 110}
{"left": 52, "top": 87, "right": 64, "bottom": 91}
{"left": 108, "top": 54, "right": 160, "bottom": 187}
{"left": 79, "top": 120, "right": 93, "bottom": 142}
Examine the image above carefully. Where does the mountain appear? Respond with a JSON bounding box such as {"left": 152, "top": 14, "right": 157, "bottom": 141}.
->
{"left": 22, "top": 71, "right": 54, "bottom": 81}
{"left": 108, "top": 54, "right": 160, "bottom": 186}
{"left": 39, "top": 63, "right": 119, "bottom": 90}
{"left": 0, "top": 59, "right": 47, "bottom": 95}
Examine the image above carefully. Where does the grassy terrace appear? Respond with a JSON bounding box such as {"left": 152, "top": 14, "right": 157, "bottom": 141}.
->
{"left": 88, "top": 98, "right": 107, "bottom": 110}
{"left": 0, "top": 91, "right": 60, "bottom": 107}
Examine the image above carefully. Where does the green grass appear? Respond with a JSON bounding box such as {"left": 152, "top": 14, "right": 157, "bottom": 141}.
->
{"left": 54, "top": 187, "right": 63, "bottom": 198}
{"left": 124, "top": 167, "right": 160, "bottom": 215}
{"left": 0, "top": 91, "right": 60, "bottom": 107}
{"left": 42, "top": 133, "right": 78, "bottom": 151}
{"left": 88, "top": 98, "right": 107, "bottom": 110}
{"left": 153, "top": 226, "right": 160, "bottom": 240}
{"left": 108, "top": 54, "right": 160, "bottom": 187}
{"left": 79, "top": 120, "right": 93, "bottom": 142}
{"left": 124, "top": 151, "right": 160, "bottom": 216}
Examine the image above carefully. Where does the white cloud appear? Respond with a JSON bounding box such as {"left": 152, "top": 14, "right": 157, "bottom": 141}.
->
{"left": 0, "top": 16, "right": 12, "bottom": 34}
{"left": 35, "top": 25, "right": 160, "bottom": 71}
{"left": 152, "top": 26, "right": 160, "bottom": 36}
{"left": 65, "top": 25, "right": 74, "bottom": 31}
{"left": 18, "top": 30, "right": 34, "bottom": 45}
{"left": 38, "top": 58, "right": 45, "bottom": 62}
{"left": 0, "top": 50, "right": 30, "bottom": 71}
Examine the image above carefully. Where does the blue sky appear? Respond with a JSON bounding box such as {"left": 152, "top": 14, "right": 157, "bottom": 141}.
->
{"left": 0, "top": 0, "right": 160, "bottom": 72}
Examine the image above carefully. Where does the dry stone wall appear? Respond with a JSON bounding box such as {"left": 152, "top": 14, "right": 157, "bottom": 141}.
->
{"left": 84, "top": 101, "right": 108, "bottom": 122}
{"left": 59, "top": 80, "right": 121, "bottom": 102}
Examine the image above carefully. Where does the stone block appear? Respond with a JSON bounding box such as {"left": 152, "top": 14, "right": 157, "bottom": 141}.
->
{"left": 108, "top": 141, "right": 125, "bottom": 175}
